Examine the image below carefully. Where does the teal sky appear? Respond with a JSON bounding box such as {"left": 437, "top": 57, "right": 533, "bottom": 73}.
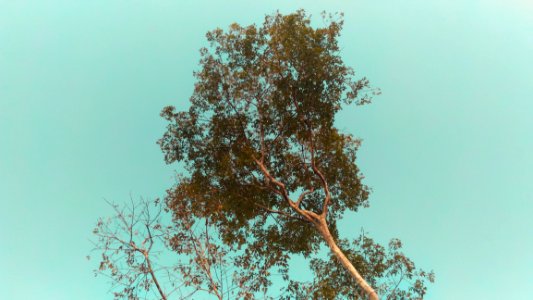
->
{"left": 1, "top": 1, "right": 531, "bottom": 299}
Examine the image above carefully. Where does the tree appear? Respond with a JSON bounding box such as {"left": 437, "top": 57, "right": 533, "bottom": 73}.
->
{"left": 156, "top": 10, "right": 432, "bottom": 300}
{"left": 92, "top": 199, "right": 433, "bottom": 299}
{"left": 92, "top": 199, "right": 175, "bottom": 300}
{"left": 91, "top": 199, "right": 276, "bottom": 300}
{"left": 92, "top": 10, "right": 433, "bottom": 300}
{"left": 283, "top": 235, "right": 434, "bottom": 299}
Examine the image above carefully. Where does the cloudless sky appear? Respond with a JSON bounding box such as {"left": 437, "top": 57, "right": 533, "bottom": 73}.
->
{"left": 1, "top": 1, "right": 531, "bottom": 299}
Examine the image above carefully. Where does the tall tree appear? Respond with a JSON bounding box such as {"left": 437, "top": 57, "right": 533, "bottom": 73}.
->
{"left": 157, "top": 10, "right": 432, "bottom": 299}
{"left": 91, "top": 10, "right": 433, "bottom": 300}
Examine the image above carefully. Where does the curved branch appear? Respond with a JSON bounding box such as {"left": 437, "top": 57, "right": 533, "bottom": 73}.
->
{"left": 308, "top": 138, "right": 331, "bottom": 217}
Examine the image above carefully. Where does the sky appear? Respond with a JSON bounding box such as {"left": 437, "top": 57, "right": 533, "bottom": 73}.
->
{"left": 0, "top": 1, "right": 531, "bottom": 299}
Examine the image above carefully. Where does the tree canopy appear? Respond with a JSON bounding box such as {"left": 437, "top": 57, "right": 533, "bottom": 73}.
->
{"left": 160, "top": 9, "right": 373, "bottom": 256}
{"left": 158, "top": 9, "right": 383, "bottom": 297}
{"left": 93, "top": 10, "right": 433, "bottom": 300}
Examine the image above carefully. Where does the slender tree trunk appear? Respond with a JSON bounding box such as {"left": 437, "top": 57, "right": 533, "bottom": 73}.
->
{"left": 314, "top": 217, "right": 379, "bottom": 300}
{"left": 144, "top": 252, "right": 167, "bottom": 300}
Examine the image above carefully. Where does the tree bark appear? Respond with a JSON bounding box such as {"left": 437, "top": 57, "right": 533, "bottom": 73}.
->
{"left": 314, "top": 217, "right": 379, "bottom": 300}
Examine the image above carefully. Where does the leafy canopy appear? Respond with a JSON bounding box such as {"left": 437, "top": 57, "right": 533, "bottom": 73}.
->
{"left": 91, "top": 10, "right": 434, "bottom": 300}
{"left": 159, "top": 10, "right": 377, "bottom": 258}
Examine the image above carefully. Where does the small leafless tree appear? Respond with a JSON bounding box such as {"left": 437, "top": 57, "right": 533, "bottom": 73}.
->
{"left": 91, "top": 196, "right": 289, "bottom": 300}
{"left": 92, "top": 199, "right": 174, "bottom": 299}
{"left": 91, "top": 198, "right": 251, "bottom": 300}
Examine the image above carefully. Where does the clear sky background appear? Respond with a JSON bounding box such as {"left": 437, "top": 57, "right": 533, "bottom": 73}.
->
{"left": 1, "top": 1, "right": 531, "bottom": 299}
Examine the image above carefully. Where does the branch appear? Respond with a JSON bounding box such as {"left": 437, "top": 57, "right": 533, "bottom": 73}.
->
{"left": 143, "top": 250, "right": 168, "bottom": 300}
{"left": 308, "top": 135, "right": 331, "bottom": 217}
{"left": 94, "top": 200, "right": 170, "bottom": 300}
{"left": 296, "top": 188, "right": 314, "bottom": 208}
{"left": 387, "top": 265, "right": 405, "bottom": 300}
{"left": 188, "top": 227, "right": 223, "bottom": 300}
{"left": 252, "top": 157, "right": 320, "bottom": 223}
{"left": 257, "top": 97, "right": 266, "bottom": 164}
{"left": 254, "top": 203, "right": 307, "bottom": 222}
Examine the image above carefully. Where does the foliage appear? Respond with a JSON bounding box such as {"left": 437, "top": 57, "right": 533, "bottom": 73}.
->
{"left": 284, "top": 236, "right": 435, "bottom": 300}
{"left": 159, "top": 7, "right": 375, "bottom": 270}
{"left": 92, "top": 10, "right": 433, "bottom": 300}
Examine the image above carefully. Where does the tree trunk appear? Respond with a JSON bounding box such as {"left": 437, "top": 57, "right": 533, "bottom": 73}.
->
{"left": 143, "top": 252, "right": 167, "bottom": 300}
{"left": 314, "top": 217, "right": 379, "bottom": 300}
